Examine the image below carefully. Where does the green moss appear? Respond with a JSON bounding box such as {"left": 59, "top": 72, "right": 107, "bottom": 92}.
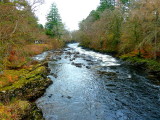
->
{"left": 0, "top": 65, "right": 46, "bottom": 91}
{"left": 0, "top": 62, "right": 48, "bottom": 120}
{"left": 120, "top": 55, "right": 160, "bottom": 71}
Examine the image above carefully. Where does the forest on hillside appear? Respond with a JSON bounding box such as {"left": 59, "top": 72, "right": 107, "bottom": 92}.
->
{"left": 73, "top": 0, "right": 160, "bottom": 61}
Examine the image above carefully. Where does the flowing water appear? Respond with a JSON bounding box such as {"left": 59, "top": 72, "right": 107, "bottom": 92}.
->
{"left": 36, "top": 43, "right": 160, "bottom": 120}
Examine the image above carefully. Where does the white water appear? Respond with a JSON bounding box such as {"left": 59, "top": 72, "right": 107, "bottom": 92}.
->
{"left": 68, "top": 43, "right": 120, "bottom": 67}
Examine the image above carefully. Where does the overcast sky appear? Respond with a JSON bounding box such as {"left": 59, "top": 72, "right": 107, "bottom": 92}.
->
{"left": 35, "top": 0, "right": 100, "bottom": 31}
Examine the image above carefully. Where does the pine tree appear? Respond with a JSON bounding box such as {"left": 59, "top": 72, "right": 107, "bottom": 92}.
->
{"left": 45, "top": 3, "right": 64, "bottom": 38}
{"left": 98, "top": 0, "right": 115, "bottom": 11}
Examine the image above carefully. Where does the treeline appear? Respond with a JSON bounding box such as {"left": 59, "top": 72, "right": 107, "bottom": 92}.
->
{"left": 74, "top": 0, "right": 160, "bottom": 60}
{"left": 0, "top": 0, "right": 66, "bottom": 71}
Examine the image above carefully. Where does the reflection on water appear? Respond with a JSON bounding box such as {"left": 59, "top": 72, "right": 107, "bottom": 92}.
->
{"left": 36, "top": 43, "right": 160, "bottom": 120}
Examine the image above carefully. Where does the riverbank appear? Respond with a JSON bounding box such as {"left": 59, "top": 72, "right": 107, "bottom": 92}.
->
{"left": 0, "top": 56, "right": 53, "bottom": 119}
{"left": 120, "top": 55, "right": 160, "bottom": 81}
{"left": 79, "top": 44, "right": 160, "bottom": 81}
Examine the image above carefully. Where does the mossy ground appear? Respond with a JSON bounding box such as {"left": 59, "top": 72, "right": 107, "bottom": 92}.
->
{"left": 0, "top": 64, "right": 46, "bottom": 91}
{"left": 120, "top": 55, "right": 160, "bottom": 71}
{"left": 0, "top": 61, "right": 50, "bottom": 120}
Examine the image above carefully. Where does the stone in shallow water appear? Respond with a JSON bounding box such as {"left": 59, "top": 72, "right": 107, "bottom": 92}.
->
{"left": 86, "top": 66, "right": 91, "bottom": 69}
{"left": 97, "top": 71, "right": 117, "bottom": 77}
{"left": 67, "top": 96, "right": 72, "bottom": 99}
{"left": 71, "top": 62, "right": 83, "bottom": 68}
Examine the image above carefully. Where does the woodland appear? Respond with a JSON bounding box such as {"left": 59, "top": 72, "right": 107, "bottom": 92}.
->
{"left": 73, "top": 0, "right": 160, "bottom": 60}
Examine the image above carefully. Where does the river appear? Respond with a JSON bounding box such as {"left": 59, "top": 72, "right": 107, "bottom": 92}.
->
{"left": 36, "top": 43, "right": 160, "bottom": 120}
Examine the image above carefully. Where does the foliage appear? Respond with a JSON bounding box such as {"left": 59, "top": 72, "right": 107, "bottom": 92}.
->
{"left": 0, "top": 0, "right": 64, "bottom": 71}
{"left": 76, "top": 0, "right": 160, "bottom": 61}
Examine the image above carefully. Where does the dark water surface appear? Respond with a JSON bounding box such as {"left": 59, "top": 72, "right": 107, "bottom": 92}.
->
{"left": 36, "top": 43, "right": 160, "bottom": 120}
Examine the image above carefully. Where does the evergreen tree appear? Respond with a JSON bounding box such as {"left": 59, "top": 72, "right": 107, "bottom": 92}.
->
{"left": 45, "top": 3, "right": 64, "bottom": 38}
{"left": 98, "top": 0, "right": 115, "bottom": 11}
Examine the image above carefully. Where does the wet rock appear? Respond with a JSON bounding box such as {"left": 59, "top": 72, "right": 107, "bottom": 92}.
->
{"left": 61, "top": 95, "right": 72, "bottom": 99}
{"left": 97, "top": 71, "right": 117, "bottom": 77}
{"left": 64, "top": 56, "right": 68, "bottom": 59}
{"left": 86, "top": 66, "right": 91, "bottom": 69}
{"left": 147, "top": 75, "right": 160, "bottom": 85}
{"left": 67, "top": 96, "right": 72, "bottom": 99}
{"left": 51, "top": 57, "right": 57, "bottom": 61}
{"left": 73, "top": 53, "right": 80, "bottom": 58}
{"left": 148, "top": 70, "right": 160, "bottom": 79}
{"left": 106, "top": 84, "right": 116, "bottom": 87}
{"left": 48, "top": 94, "right": 53, "bottom": 98}
{"left": 84, "top": 56, "right": 94, "bottom": 61}
{"left": 71, "top": 62, "right": 83, "bottom": 68}
{"left": 49, "top": 73, "right": 58, "bottom": 78}
{"left": 88, "top": 62, "right": 94, "bottom": 66}
{"left": 147, "top": 75, "right": 156, "bottom": 79}
{"left": 55, "top": 50, "right": 63, "bottom": 55}
{"left": 75, "top": 52, "right": 80, "bottom": 54}
{"left": 70, "top": 57, "right": 76, "bottom": 61}
{"left": 65, "top": 51, "right": 72, "bottom": 55}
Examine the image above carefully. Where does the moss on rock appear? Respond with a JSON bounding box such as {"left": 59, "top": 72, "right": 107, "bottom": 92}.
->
{"left": 0, "top": 61, "right": 52, "bottom": 120}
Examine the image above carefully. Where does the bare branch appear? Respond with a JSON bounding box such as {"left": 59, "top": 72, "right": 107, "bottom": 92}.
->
{"left": 27, "top": 0, "right": 44, "bottom": 12}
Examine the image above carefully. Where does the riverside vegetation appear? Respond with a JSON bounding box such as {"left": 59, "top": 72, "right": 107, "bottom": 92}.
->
{"left": 0, "top": 0, "right": 71, "bottom": 119}
{"left": 1, "top": 0, "right": 160, "bottom": 119}
{"left": 72, "top": 0, "right": 160, "bottom": 77}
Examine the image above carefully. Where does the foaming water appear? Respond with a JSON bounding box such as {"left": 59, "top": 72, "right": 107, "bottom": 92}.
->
{"left": 68, "top": 43, "right": 120, "bottom": 66}
{"left": 33, "top": 51, "right": 49, "bottom": 61}
{"left": 36, "top": 43, "right": 160, "bottom": 120}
